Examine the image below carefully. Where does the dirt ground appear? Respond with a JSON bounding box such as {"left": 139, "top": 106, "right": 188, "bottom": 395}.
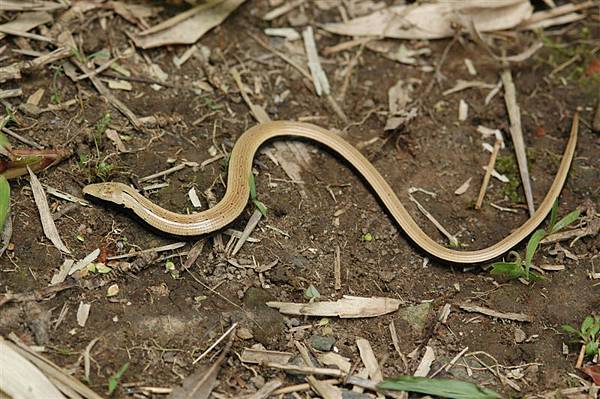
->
{"left": 1, "top": 1, "right": 599, "bottom": 398}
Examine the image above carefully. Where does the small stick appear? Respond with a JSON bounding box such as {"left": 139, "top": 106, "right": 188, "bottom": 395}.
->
{"left": 574, "top": 343, "right": 585, "bottom": 369}
{"left": 192, "top": 322, "right": 238, "bottom": 364}
{"left": 475, "top": 139, "right": 501, "bottom": 209}
{"left": 334, "top": 245, "right": 341, "bottom": 290}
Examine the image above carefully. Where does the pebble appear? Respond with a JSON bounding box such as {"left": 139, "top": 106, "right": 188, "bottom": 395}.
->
{"left": 309, "top": 335, "right": 336, "bottom": 352}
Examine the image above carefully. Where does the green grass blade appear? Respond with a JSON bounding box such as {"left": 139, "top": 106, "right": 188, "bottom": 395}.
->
{"left": 248, "top": 172, "right": 257, "bottom": 200}
{"left": 253, "top": 199, "right": 267, "bottom": 216}
{"left": 0, "top": 175, "right": 9, "bottom": 232}
{"left": 549, "top": 199, "right": 558, "bottom": 230}
{"left": 490, "top": 262, "right": 525, "bottom": 279}
{"left": 550, "top": 209, "right": 580, "bottom": 234}
{"left": 107, "top": 362, "right": 129, "bottom": 395}
{"left": 525, "top": 229, "right": 546, "bottom": 276}
{"left": 378, "top": 376, "right": 500, "bottom": 399}
{"left": 561, "top": 324, "right": 578, "bottom": 335}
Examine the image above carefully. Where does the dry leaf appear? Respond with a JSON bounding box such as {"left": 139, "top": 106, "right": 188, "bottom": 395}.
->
{"left": 0, "top": 337, "right": 64, "bottom": 399}
{"left": 0, "top": 11, "right": 53, "bottom": 41}
{"left": 454, "top": 178, "right": 472, "bottom": 195}
{"left": 28, "top": 168, "right": 70, "bottom": 253}
{"left": 267, "top": 295, "right": 402, "bottom": 318}
{"left": 323, "top": 0, "right": 532, "bottom": 39}
{"left": 132, "top": 0, "right": 246, "bottom": 49}
{"left": 77, "top": 302, "right": 91, "bottom": 327}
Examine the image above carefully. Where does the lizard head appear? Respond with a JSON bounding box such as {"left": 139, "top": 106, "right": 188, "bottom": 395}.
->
{"left": 83, "top": 183, "right": 127, "bottom": 205}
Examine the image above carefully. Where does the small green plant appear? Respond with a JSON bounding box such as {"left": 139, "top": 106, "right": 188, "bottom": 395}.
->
{"left": 95, "top": 161, "right": 114, "bottom": 181}
{"left": 94, "top": 113, "right": 112, "bottom": 150}
{"left": 70, "top": 46, "right": 88, "bottom": 63}
{"left": 562, "top": 315, "right": 600, "bottom": 358}
{"left": 107, "top": 362, "right": 129, "bottom": 396}
{"left": 248, "top": 172, "right": 267, "bottom": 216}
{"left": 490, "top": 200, "right": 580, "bottom": 281}
{"left": 202, "top": 96, "right": 222, "bottom": 110}
{"left": 49, "top": 65, "right": 64, "bottom": 104}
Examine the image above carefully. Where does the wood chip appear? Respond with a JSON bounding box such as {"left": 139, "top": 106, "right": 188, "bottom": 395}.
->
{"left": 303, "top": 26, "right": 330, "bottom": 96}
{"left": 414, "top": 346, "right": 435, "bottom": 377}
{"left": 28, "top": 168, "right": 70, "bottom": 253}
{"left": 458, "top": 99, "right": 468, "bottom": 121}
{"left": 188, "top": 187, "right": 202, "bottom": 208}
{"left": 459, "top": 303, "right": 533, "bottom": 322}
{"left": 267, "top": 295, "right": 402, "bottom": 318}
{"left": 454, "top": 177, "right": 472, "bottom": 195}
{"left": 76, "top": 302, "right": 91, "bottom": 327}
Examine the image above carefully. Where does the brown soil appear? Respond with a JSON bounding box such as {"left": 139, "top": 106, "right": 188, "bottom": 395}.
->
{"left": 1, "top": 1, "right": 599, "bottom": 398}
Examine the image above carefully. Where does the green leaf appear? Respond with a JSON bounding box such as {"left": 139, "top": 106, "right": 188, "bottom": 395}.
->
{"left": 378, "top": 376, "right": 501, "bottom": 399}
{"left": 253, "top": 199, "right": 267, "bottom": 216}
{"left": 107, "top": 362, "right": 129, "bottom": 395}
{"left": 490, "top": 262, "right": 525, "bottom": 280}
{"left": 581, "top": 316, "right": 595, "bottom": 335}
{"left": 587, "top": 320, "right": 600, "bottom": 339}
{"left": 525, "top": 229, "right": 546, "bottom": 277}
{"left": 585, "top": 340, "right": 598, "bottom": 356}
{"left": 561, "top": 324, "right": 579, "bottom": 335}
{"left": 248, "top": 172, "right": 257, "bottom": 200}
{"left": 304, "top": 284, "right": 320, "bottom": 299}
{"left": 0, "top": 176, "right": 10, "bottom": 233}
{"left": 96, "top": 263, "right": 112, "bottom": 274}
{"left": 550, "top": 209, "right": 580, "bottom": 234}
{"left": 0, "top": 130, "right": 12, "bottom": 156}
{"left": 527, "top": 271, "right": 545, "bottom": 281}
{"left": 549, "top": 199, "right": 558, "bottom": 230}
{"left": 362, "top": 232, "right": 373, "bottom": 242}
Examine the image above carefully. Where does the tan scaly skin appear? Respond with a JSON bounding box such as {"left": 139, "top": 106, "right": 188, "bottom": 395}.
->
{"left": 83, "top": 114, "right": 579, "bottom": 264}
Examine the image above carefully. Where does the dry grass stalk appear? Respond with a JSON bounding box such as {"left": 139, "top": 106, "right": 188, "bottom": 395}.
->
{"left": 475, "top": 139, "right": 501, "bottom": 210}
{"left": 334, "top": 245, "right": 341, "bottom": 290}
{"left": 501, "top": 67, "right": 535, "bottom": 216}
{"left": 28, "top": 167, "right": 70, "bottom": 253}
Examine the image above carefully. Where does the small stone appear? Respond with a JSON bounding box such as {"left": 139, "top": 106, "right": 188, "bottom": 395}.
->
{"left": 397, "top": 302, "right": 432, "bottom": 334}
{"left": 514, "top": 327, "right": 527, "bottom": 343}
{"left": 309, "top": 335, "right": 335, "bottom": 352}
{"left": 237, "top": 327, "right": 254, "bottom": 340}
